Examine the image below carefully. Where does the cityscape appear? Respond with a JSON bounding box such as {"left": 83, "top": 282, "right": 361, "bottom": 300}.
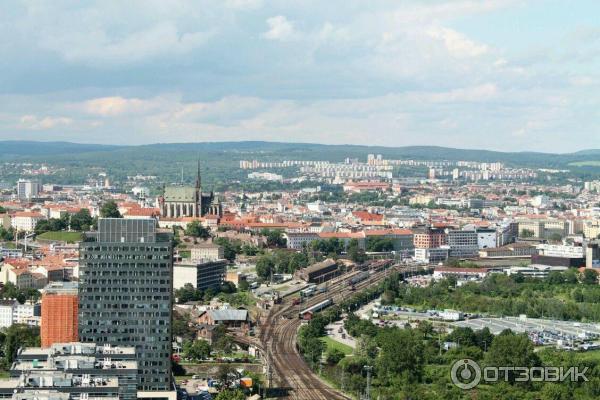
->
{"left": 2, "top": 1, "right": 600, "bottom": 400}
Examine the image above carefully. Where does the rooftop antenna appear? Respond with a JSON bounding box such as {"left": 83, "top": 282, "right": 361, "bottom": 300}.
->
{"left": 180, "top": 166, "right": 184, "bottom": 185}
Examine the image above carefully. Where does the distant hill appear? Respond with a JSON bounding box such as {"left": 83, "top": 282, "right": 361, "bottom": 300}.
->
{"left": 0, "top": 141, "right": 121, "bottom": 156}
{"left": 572, "top": 149, "right": 600, "bottom": 156}
{"left": 1, "top": 140, "right": 600, "bottom": 170}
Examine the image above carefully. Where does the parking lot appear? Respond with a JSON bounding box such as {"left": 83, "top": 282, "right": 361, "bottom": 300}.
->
{"left": 453, "top": 316, "right": 600, "bottom": 347}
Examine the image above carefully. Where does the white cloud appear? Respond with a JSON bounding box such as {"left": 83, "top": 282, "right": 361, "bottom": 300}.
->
{"left": 80, "top": 96, "right": 163, "bottom": 117}
{"left": 19, "top": 115, "right": 73, "bottom": 130}
{"left": 0, "top": 1, "right": 599, "bottom": 151}
{"left": 41, "top": 22, "right": 213, "bottom": 65}
{"left": 426, "top": 27, "right": 488, "bottom": 57}
{"left": 225, "top": 0, "right": 263, "bottom": 10}
{"left": 262, "top": 16, "right": 295, "bottom": 41}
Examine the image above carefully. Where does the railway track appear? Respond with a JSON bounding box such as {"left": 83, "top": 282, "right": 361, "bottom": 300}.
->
{"left": 258, "top": 264, "right": 406, "bottom": 399}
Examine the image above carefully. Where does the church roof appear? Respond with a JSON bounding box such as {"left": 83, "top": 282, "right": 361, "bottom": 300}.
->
{"left": 164, "top": 186, "right": 197, "bottom": 202}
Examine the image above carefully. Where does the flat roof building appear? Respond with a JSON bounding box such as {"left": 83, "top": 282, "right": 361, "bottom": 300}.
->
{"left": 79, "top": 218, "right": 173, "bottom": 392}
{"left": 1, "top": 342, "right": 137, "bottom": 400}
{"left": 174, "top": 259, "right": 227, "bottom": 291}
{"left": 41, "top": 282, "right": 78, "bottom": 348}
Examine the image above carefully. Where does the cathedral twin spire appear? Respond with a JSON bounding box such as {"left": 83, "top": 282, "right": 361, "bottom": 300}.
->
{"left": 195, "top": 159, "right": 201, "bottom": 189}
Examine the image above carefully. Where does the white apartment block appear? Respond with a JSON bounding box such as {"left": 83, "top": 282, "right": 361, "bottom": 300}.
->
{"left": 190, "top": 243, "right": 224, "bottom": 261}
{"left": 284, "top": 232, "right": 319, "bottom": 250}
{"left": 17, "top": 179, "right": 40, "bottom": 200}
{"left": 11, "top": 211, "right": 45, "bottom": 232}
{"left": 0, "top": 300, "right": 38, "bottom": 328}
{"left": 536, "top": 244, "right": 584, "bottom": 258}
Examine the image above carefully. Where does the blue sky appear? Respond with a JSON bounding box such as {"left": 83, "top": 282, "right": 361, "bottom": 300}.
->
{"left": 0, "top": 0, "right": 599, "bottom": 152}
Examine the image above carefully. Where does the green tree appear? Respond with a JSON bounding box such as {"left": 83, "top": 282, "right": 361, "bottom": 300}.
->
{"left": 485, "top": 331, "right": 540, "bottom": 383}
{"left": 326, "top": 348, "right": 345, "bottom": 365}
{"left": 217, "top": 364, "right": 239, "bottom": 389}
{"left": 417, "top": 320, "right": 434, "bottom": 339}
{"left": 0, "top": 226, "right": 15, "bottom": 241}
{"left": 348, "top": 238, "right": 367, "bottom": 263}
{"left": 546, "top": 271, "right": 565, "bottom": 285}
{"left": 255, "top": 254, "right": 275, "bottom": 280}
{"left": 35, "top": 217, "right": 67, "bottom": 235}
{"left": 237, "top": 280, "right": 250, "bottom": 291}
{"left": 520, "top": 229, "right": 535, "bottom": 238}
{"left": 366, "top": 237, "right": 395, "bottom": 252}
{"left": 446, "top": 327, "right": 477, "bottom": 347}
{"left": 3, "top": 324, "right": 40, "bottom": 367}
{"left": 69, "top": 208, "right": 93, "bottom": 231}
{"left": 185, "top": 220, "right": 211, "bottom": 240}
{"left": 354, "top": 335, "right": 378, "bottom": 359}
{"left": 582, "top": 269, "right": 598, "bottom": 285}
{"left": 261, "top": 229, "right": 286, "bottom": 248}
{"left": 474, "top": 327, "right": 494, "bottom": 351}
{"left": 215, "top": 389, "right": 245, "bottom": 400}
{"left": 175, "top": 283, "right": 203, "bottom": 303}
{"left": 172, "top": 312, "right": 196, "bottom": 341}
{"left": 100, "top": 200, "right": 122, "bottom": 218}
{"left": 539, "top": 383, "right": 571, "bottom": 400}
{"left": 214, "top": 238, "right": 239, "bottom": 262}
{"left": 183, "top": 339, "right": 211, "bottom": 360}
{"left": 376, "top": 328, "right": 423, "bottom": 383}
{"left": 212, "top": 324, "right": 233, "bottom": 354}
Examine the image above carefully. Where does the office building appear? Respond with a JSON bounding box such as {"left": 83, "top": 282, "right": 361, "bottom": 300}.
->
{"left": 586, "top": 242, "right": 600, "bottom": 269}
{"left": 413, "top": 228, "right": 447, "bottom": 249}
{"left": 190, "top": 243, "right": 224, "bottom": 261}
{"left": 447, "top": 230, "right": 479, "bottom": 258}
{"left": 79, "top": 218, "right": 173, "bottom": 392}
{"left": 3, "top": 342, "right": 137, "bottom": 400}
{"left": 41, "top": 282, "right": 79, "bottom": 348}
{"left": 174, "top": 259, "right": 227, "bottom": 292}
{"left": 16, "top": 179, "right": 40, "bottom": 200}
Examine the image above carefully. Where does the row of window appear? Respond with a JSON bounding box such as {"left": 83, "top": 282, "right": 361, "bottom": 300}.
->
{"left": 81, "top": 311, "right": 170, "bottom": 319}
{"left": 80, "top": 295, "right": 170, "bottom": 301}
{"left": 82, "top": 246, "right": 170, "bottom": 252}
{"left": 82, "top": 270, "right": 171, "bottom": 276}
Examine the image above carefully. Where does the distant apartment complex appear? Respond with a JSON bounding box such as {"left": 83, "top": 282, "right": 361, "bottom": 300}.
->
{"left": 16, "top": 179, "right": 40, "bottom": 200}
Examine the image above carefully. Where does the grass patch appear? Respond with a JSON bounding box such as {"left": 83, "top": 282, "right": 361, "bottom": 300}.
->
{"left": 321, "top": 336, "right": 353, "bottom": 355}
{"left": 179, "top": 250, "right": 191, "bottom": 259}
{"left": 37, "top": 231, "right": 83, "bottom": 243}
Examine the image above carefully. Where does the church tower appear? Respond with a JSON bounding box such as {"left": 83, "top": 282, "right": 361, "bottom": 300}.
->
{"left": 195, "top": 159, "right": 201, "bottom": 190}
{"left": 195, "top": 159, "right": 201, "bottom": 216}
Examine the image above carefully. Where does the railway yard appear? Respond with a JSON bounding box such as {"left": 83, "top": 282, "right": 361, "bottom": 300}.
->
{"left": 256, "top": 262, "right": 419, "bottom": 399}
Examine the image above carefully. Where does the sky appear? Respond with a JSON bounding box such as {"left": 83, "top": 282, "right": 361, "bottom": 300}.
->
{"left": 0, "top": 0, "right": 599, "bottom": 152}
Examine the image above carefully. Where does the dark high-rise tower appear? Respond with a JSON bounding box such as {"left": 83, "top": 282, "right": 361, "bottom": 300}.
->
{"left": 78, "top": 218, "right": 173, "bottom": 391}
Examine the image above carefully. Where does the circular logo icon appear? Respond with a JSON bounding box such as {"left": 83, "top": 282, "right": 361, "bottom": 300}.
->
{"left": 451, "top": 359, "right": 481, "bottom": 389}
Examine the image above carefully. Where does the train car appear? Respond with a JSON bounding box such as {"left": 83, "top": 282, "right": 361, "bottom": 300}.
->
{"left": 299, "top": 284, "right": 317, "bottom": 297}
{"left": 299, "top": 298, "right": 334, "bottom": 319}
{"left": 348, "top": 271, "right": 369, "bottom": 286}
{"left": 370, "top": 259, "right": 392, "bottom": 272}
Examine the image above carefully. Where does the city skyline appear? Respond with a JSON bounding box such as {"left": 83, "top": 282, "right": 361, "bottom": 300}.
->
{"left": 1, "top": 0, "right": 599, "bottom": 152}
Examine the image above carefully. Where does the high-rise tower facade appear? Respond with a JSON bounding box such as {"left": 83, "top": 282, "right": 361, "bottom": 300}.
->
{"left": 78, "top": 218, "right": 173, "bottom": 391}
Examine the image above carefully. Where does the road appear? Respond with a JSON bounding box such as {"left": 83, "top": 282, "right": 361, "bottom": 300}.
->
{"left": 258, "top": 264, "right": 415, "bottom": 399}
